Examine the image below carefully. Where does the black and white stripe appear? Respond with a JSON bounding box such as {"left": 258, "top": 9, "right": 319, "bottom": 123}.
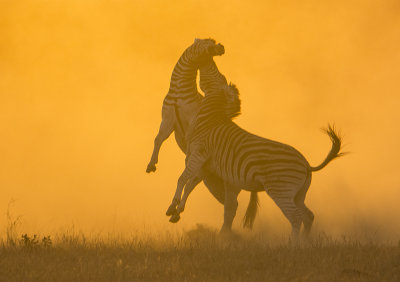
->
{"left": 168, "top": 85, "right": 344, "bottom": 237}
{"left": 146, "top": 38, "right": 220, "bottom": 172}
{"left": 148, "top": 39, "right": 260, "bottom": 231}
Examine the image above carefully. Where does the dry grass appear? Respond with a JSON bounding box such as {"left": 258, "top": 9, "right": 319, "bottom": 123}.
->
{"left": 0, "top": 224, "right": 399, "bottom": 282}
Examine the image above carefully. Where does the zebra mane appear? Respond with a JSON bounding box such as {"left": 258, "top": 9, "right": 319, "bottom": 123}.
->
{"left": 223, "top": 82, "right": 241, "bottom": 119}
{"left": 194, "top": 38, "right": 216, "bottom": 45}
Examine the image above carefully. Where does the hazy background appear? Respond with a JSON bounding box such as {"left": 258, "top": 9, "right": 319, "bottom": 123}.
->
{"left": 1, "top": 0, "right": 399, "bottom": 239}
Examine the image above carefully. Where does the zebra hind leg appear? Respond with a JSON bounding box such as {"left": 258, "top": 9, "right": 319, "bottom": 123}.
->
{"left": 265, "top": 187, "right": 303, "bottom": 240}
{"left": 294, "top": 173, "right": 314, "bottom": 237}
{"left": 219, "top": 185, "right": 240, "bottom": 234}
{"left": 147, "top": 104, "right": 176, "bottom": 173}
{"left": 302, "top": 206, "right": 314, "bottom": 235}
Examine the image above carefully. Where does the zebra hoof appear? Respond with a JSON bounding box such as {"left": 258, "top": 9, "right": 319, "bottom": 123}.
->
{"left": 169, "top": 214, "right": 180, "bottom": 223}
{"left": 146, "top": 163, "right": 157, "bottom": 173}
{"left": 166, "top": 205, "right": 177, "bottom": 216}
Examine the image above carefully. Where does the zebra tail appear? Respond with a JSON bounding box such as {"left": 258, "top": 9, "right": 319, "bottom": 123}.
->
{"left": 242, "top": 191, "right": 259, "bottom": 229}
{"left": 310, "top": 124, "right": 347, "bottom": 172}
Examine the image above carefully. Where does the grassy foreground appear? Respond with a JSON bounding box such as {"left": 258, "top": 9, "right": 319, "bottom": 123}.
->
{"left": 0, "top": 225, "right": 399, "bottom": 282}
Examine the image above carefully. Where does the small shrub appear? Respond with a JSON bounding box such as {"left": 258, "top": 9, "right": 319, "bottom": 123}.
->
{"left": 5, "top": 200, "right": 22, "bottom": 246}
{"left": 20, "top": 234, "right": 52, "bottom": 248}
{"left": 41, "top": 235, "right": 52, "bottom": 247}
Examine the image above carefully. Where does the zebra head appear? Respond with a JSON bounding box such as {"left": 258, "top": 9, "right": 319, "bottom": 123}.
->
{"left": 189, "top": 38, "right": 225, "bottom": 65}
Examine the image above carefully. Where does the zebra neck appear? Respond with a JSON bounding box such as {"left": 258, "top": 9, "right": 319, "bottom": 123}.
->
{"left": 199, "top": 59, "right": 227, "bottom": 94}
{"left": 169, "top": 52, "right": 199, "bottom": 96}
{"left": 199, "top": 95, "right": 227, "bottom": 120}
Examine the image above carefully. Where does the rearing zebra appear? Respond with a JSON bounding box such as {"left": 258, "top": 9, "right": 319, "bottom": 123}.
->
{"left": 147, "top": 38, "right": 258, "bottom": 230}
{"left": 146, "top": 38, "right": 224, "bottom": 174}
{"left": 167, "top": 84, "right": 345, "bottom": 238}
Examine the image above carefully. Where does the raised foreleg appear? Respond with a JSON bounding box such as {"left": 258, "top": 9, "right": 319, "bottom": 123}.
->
{"left": 166, "top": 148, "right": 207, "bottom": 221}
{"left": 146, "top": 103, "right": 176, "bottom": 173}
{"left": 165, "top": 168, "right": 191, "bottom": 217}
{"left": 169, "top": 176, "right": 202, "bottom": 223}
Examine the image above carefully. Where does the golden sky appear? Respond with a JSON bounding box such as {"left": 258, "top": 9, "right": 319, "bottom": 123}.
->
{"left": 1, "top": 0, "right": 399, "bottom": 238}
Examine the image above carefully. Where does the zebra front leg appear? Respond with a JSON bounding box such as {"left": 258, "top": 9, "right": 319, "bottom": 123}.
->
{"left": 168, "top": 150, "right": 206, "bottom": 222}
{"left": 170, "top": 177, "right": 202, "bottom": 223}
{"left": 177, "top": 177, "right": 202, "bottom": 213}
{"left": 147, "top": 104, "right": 175, "bottom": 173}
{"left": 203, "top": 172, "right": 225, "bottom": 205}
{"left": 220, "top": 184, "right": 240, "bottom": 234}
{"left": 166, "top": 169, "right": 190, "bottom": 217}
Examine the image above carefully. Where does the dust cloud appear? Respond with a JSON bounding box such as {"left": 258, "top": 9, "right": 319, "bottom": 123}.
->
{"left": 0, "top": 0, "right": 399, "bottom": 239}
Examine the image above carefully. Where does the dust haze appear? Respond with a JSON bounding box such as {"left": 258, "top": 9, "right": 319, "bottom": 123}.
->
{"left": 1, "top": 0, "right": 399, "bottom": 240}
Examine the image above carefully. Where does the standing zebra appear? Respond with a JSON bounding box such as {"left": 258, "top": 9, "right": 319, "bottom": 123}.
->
{"left": 167, "top": 84, "right": 344, "bottom": 238}
{"left": 198, "top": 56, "right": 259, "bottom": 229}
{"left": 146, "top": 38, "right": 258, "bottom": 229}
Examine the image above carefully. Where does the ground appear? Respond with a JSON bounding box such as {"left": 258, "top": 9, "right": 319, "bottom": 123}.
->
{"left": 0, "top": 225, "right": 399, "bottom": 282}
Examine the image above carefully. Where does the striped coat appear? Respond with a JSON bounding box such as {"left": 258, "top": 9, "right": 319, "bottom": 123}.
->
{"left": 146, "top": 38, "right": 224, "bottom": 173}
{"left": 147, "top": 38, "right": 259, "bottom": 231}
{"left": 168, "top": 85, "right": 344, "bottom": 237}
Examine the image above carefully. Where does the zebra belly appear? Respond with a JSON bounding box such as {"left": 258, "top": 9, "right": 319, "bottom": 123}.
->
{"left": 221, "top": 173, "right": 264, "bottom": 192}
{"left": 236, "top": 182, "right": 265, "bottom": 192}
{"left": 172, "top": 94, "right": 202, "bottom": 154}
{"left": 222, "top": 166, "right": 307, "bottom": 193}
{"left": 205, "top": 162, "right": 264, "bottom": 192}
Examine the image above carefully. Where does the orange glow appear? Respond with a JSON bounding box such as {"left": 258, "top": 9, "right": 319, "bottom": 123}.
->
{"left": 1, "top": 0, "right": 399, "bottom": 238}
